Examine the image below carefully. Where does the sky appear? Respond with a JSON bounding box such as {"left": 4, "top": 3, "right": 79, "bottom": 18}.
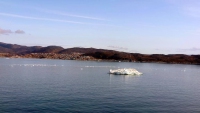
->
{"left": 0, "top": 0, "right": 200, "bottom": 54}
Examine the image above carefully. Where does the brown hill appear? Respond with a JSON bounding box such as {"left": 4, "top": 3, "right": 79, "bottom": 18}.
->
{"left": 32, "top": 46, "right": 64, "bottom": 53}
{"left": 0, "top": 42, "right": 42, "bottom": 54}
{"left": 0, "top": 46, "right": 14, "bottom": 53}
{"left": 0, "top": 42, "right": 200, "bottom": 64}
{"left": 59, "top": 47, "right": 109, "bottom": 54}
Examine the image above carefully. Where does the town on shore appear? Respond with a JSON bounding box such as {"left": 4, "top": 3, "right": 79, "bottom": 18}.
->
{"left": 0, "top": 42, "right": 200, "bottom": 65}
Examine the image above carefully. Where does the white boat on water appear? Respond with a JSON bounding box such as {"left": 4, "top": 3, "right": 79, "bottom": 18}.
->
{"left": 109, "top": 68, "right": 142, "bottom": 75}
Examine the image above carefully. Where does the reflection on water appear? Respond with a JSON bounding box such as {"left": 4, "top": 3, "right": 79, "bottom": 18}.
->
{"left": 109, "top": 74, "right": 141, "bottom": 80}
{"left": 109, "top": 74, "right": 141, "bottom": 85}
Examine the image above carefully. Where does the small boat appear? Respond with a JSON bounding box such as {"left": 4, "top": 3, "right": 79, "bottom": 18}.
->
{"left": 109, "top": 68, "right": 142, "bottom": 75}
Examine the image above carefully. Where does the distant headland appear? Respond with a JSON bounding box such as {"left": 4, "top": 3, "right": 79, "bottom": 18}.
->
{"left": 0, "top": 42, "right": 200, "bottom": 65}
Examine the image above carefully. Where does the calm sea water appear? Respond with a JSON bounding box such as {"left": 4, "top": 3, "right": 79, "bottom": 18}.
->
{"left": 0, "top": 58, "right": 200, "bottom": 113}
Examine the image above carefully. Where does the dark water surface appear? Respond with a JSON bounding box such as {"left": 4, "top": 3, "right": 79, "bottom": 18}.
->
{"left": 0, "top": 58, "right": 200, "bottom": 113}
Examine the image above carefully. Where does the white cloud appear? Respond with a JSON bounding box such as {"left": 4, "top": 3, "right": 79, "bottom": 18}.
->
{"left": 0, "top": 28, "right": 12, "bottom": 35}
{"left": 15, "top": 30, "right": 25, "bottom": 34}
{"left": 108, "top": 46, "right": 128, "bottom": 51}
{"left": 35, "top": 8, "right": 106, "bottom": 21}
{"left": 177, "top": 47, "right": 200, "bottom": 52}
{"left": 192, "top": 29, "right": 200, "bottom": 35}
{"left": 0, "top": 12, "right": 87, "bottom": 24}
{"left": 0, "top": 12, "right": 113, "bottom": 26}
{"left": 0, "top": 28, "right": 25, "bottom": 35}
{"left": 155, "top": 48, "right": 171, "bottom": 52}
{"left": 184, "top": 6, "right": 200, "bottom": 18}
{"left": 168, "top": 0, "right": 200, "bottom": 18}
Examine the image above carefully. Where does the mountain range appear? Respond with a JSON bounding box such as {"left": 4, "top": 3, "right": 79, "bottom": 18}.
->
{"left": 0, "top": 42, "right": 200, "bottom": 64}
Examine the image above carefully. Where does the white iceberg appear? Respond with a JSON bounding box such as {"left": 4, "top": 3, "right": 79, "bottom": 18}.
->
{"left": 109, "top": 68, "right": 142, "bottom": 75}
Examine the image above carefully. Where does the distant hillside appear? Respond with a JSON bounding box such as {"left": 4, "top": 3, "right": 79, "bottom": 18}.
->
{"left": 0, "top": 42, "right": 200, "bottom": 64}
{"left": 0, "top": 42, "right": 22, "bottom": 49}
{"left": 32, "top": 46, "right": 64, "bottom": 53}
{"left": 0, "top": 42, "right": 42, "bottom": 54}
{"left": 0, "top": 46, "right": 14, "bottom": 53}
{"left": 59, "top": 47, "right": 116, "bottom": 54}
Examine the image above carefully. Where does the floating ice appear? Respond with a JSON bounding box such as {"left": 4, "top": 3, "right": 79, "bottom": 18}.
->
{"left": 109, "top": 68, "right": 142, "bottom": 75}
{"left": 84, "top": 66, "right": 116, "bottom": 68}
{"left": 10, "top": 64, "right": 59, "bottom": 67}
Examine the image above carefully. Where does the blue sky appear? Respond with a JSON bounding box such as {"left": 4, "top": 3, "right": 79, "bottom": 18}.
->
{"left": 0, "top": 0, "right": 200, "bottom": 54}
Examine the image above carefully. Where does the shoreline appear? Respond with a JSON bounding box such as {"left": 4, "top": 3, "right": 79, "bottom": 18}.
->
{"left": 1, "top": 53, "right": 200, "bottom": 65}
